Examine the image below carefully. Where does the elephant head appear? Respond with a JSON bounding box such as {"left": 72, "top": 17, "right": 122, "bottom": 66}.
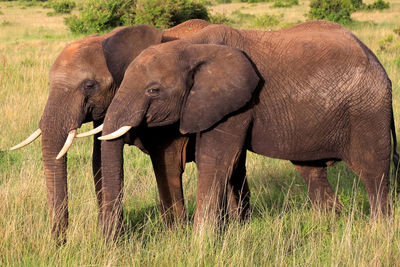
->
{"left": 10, "top": 25, "right": 164, "bottom": 241}
{"left": 100, "top": 42, "right": 260, "bottom": 140}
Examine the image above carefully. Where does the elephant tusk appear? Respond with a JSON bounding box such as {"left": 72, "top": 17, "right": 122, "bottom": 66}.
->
{"left": 56, "top": 130, "right": 77, "bottom": 160}
{"left": 76, "top": 124, "right": 104, "bottom": 138}
{"left": 10, "top": 129, "right": 42, "bottom": 151}
{"left": 98, "top": 126, "right": 132, "bottom": 141}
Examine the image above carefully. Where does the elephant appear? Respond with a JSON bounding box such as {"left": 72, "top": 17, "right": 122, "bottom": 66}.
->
{"left": 11, "top": 19, "right": 251, "bottom": 242}
{"left": 100, "top": 20, "right": 399, "bottom": 231}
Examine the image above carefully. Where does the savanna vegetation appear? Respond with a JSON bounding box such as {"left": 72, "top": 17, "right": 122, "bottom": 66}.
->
{"left": 1, "top": 0, "right": 400, "bottom": 265}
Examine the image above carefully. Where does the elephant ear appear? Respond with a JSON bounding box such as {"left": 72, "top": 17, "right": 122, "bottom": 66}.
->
{"left": 180, "top": 44, "right": 260, "bottom": 134}
{"left": 102, "top": 25, "right": 163, "bottom": 86}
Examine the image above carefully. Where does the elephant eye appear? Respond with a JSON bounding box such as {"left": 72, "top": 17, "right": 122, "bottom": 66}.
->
{"left": 147, "top": 88, "right": 160, "bottom": 95}
{"left": 83, "top": 79, "right": 96, "bottom": 90}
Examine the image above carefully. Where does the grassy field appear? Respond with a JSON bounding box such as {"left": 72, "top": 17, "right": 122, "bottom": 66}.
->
{"left": 1, "top": 0, "right": 400, "bottom": 265}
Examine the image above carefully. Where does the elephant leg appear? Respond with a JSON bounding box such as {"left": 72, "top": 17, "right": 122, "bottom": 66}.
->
{"left": 194, "top": 114, "right": 250, "bottom": 229}
{"left": 92, "top": 120, "right": 104, "bottom": 223}
{"left": 292, "top": 161, "right": 341, "bottom": 213}
{"left": 344, "top": 128, "right": 391, "bottom": 217}
{"left": 149, "top": 137, "right": 188, "bottom": 226}
{"left": 346, "top": 158, "right": 390, "bottom": 217}
{"left": 227, "top": 151, "right": 251, "bottom": 221}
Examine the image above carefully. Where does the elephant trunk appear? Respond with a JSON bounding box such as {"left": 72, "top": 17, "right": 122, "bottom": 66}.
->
{"left": 100, "top": 91, "right": 148, "bottom": 238}
{"left": 39, "top": 89, "right": 85, "bottom": 243}
{"left": 41, "top": 129, "right": 69, "bottom": 243}
{"left": 100, "top": 137, "right": 124, "bottom": 239}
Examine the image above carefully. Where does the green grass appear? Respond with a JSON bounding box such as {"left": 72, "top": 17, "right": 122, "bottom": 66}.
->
{"left": 1, "top": 0, "right": 400, "bottom": 265}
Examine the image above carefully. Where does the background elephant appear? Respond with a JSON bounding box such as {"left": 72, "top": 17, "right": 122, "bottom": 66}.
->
{"left": 11, "top": 19, "right": 250, "bottom": 242}
{"left": 100, "top": 20, "right": 399, "bottom": 230}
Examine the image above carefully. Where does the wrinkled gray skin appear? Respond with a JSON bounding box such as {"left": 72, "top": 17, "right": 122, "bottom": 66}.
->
{"left": 101, "top": 20, "right": 399, "bottom": 231}
{"left": 37, "top": 20, "right": 249, "bottom": 243}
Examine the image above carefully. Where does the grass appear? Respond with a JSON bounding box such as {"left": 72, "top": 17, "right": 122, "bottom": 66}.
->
{"left": 1, "top": 0, "right": 400, "bottom": 265}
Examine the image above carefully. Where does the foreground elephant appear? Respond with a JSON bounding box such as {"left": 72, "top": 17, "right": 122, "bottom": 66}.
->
{"left": 11, "top": 20, "right": 250, "bottom": 241}
{"left": 100, "top": 20, "right": 399, "bottom": 230}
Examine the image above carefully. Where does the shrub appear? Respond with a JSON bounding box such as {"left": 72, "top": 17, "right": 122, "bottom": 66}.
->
{"left": 209, "top": 12, "right": 231, "bottom": 25}
{"left": 308, "top": 0, "right": 353, "bottom": 24}
{"left": 364, "top": 0, "right": 389, "bottom": 10}
{"left": 134, "top": 0, "right": 209, "bottom": 29}
{"left": 65, "top": 0, "right": 136, "bottom": 34}
{"left": 170, "top": 0, "right": 209, "bottom": 26}
{"left": 52, "top": 0, "right": 76, "bottom": 14}
{"left": 133, "top": 0, "right": 171, "bottom": 28}
{"left": 350, "top": 0, "right": 363, "bottom": 10}
{"left": 65, "top": 0, "right": 209, "bottom": 34}
{"left": 230, "top": 10, "right": 256, "bottom": 25}
{"left": 254, "top": 13, "right": 282, "bottom": 27}
{"left": 271, "top": 0, "right": 298, "bottom": 8}
{"left": 1, "top": 20, "right": 12, "bottom": 26}
{"left": 240, "top": 0, "right": 273, "bottom": 2}
{"left": 378, "top": 34, "right": 393, "bottom": 50}
{"left": 394, "top": 27, "right": 400, "bottom": 36}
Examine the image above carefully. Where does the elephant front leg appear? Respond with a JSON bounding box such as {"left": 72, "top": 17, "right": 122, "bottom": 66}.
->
{"left": 194, "top": 115, "right": 250, "bottom": 229}
{"left": 101, "top": 138, "right": 125, "bottom": 239}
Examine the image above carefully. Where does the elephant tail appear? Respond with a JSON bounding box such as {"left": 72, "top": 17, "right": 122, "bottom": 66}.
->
{"left": 391, "top": 106, "right": 400, "bottom": 192}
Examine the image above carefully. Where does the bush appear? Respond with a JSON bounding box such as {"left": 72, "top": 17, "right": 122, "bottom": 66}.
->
{"left": 350, "top": 0, "right": 363, "bottom": 9}
{"left": 394, "top": 27, "right": 400, "bottom": 36}
{"left": 378, "top": 34, "right": 393, "bottom": 50}
{"left": 240, "top": 0, "right": 273, "bottom": 2}
{"left": 271, "top": 0, "right": 298, "bottom": 8}
{"left": 230, "top": 10, "right": 256, "bottom": 25}
{"left": 209, "top": 12, "right": 231, "bottom": 25}
{"left": 65, "top": 0, "right": 136, "bottom": 34}
{"left": 364, "top": 0, "right": 390, "bottom": 10}
{"left": 170, "top": 0, "right": 209, "bottom": 25}
{"left": 134, "top": 0, "right": 209, "bottom": 29}
{"left": 65, "top": 0, "right": 209, "bottom": 33}
{"left": 308, "top": 0, "right": 353, "bottom": 24}
{"left": 254, "top": 13, "right": 282, "bottom": 27}
{"left": 52, "top": 0, "right": 76, "bottom": 14}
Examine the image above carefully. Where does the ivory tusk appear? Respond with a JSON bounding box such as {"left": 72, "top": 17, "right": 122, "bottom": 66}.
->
{"left": 76, "top": 124, "right": 104, "bottom": 138}
{"left": 10, "top": 129, "right": 42, "bottom": 151}
{"left": 98, "top": 126, "right": 132, "bottom": 141}
{"left": 56, "top": 130, "right": 77, "bottom": 160}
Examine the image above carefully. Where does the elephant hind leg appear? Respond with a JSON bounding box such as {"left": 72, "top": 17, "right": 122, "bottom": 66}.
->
{"left": 344, "top": 131, "right": 391, "bottom": 217}
{"left": 227, "top": 151, "right": 251, "bottom": 221}
{"left": 292, "top": 160, "right": 342, "bottom": 213}
{"left": 345, "top": 158, "right": 391, "bottom": 217}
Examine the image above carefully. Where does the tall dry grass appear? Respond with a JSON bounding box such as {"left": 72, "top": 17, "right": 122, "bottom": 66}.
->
{"left": 1, "top": 1, "right": 400, "bottom": 265}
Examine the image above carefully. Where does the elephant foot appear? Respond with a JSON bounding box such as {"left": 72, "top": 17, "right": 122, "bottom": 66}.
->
{"left": 102, "top": 210, "right": 124, "bottom": 241}
{"left": 310, "top": 191, "right": 342, "bottom": 215}
{"left": 51, "top": 215, "right": 68, "bottom": 246}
